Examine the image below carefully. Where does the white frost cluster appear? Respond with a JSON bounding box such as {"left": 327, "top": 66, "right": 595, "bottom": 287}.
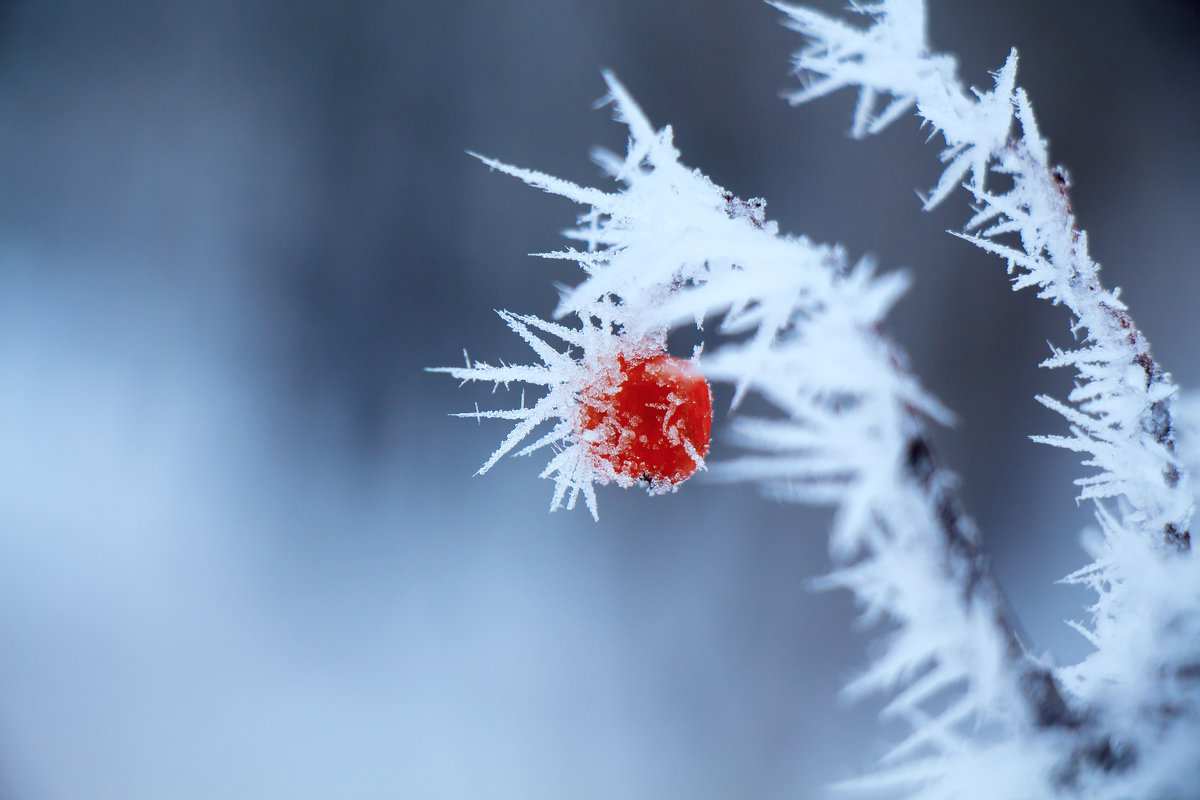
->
{"left": 437, "top": 74, "right": 942, "bottom": 527}
{"left": 776, "top": 0, "right": 1199, "bottom": 796}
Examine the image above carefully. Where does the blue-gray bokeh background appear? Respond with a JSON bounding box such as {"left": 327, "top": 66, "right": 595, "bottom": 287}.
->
{"left": 0, "top": 1, "right": 1196, "bottom": 797}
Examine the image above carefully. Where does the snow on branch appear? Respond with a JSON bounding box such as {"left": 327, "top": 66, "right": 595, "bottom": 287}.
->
{"left": 776, "top": 0, "right": 1200, "bottom": 795}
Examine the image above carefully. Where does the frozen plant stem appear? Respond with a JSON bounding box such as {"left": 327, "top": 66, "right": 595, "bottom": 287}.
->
{"left": 773, "top": 0, "right": 1191, "bottom": 552}
{"left": 776, "top": 0, "right": 1200, "bottom": 796}
{"left": 902, "top": 433, "right": 1079, "bottom": 730}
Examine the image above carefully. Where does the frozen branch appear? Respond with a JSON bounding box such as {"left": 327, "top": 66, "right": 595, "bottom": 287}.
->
{"left": 775, "top": 0, "right": 1200, "bottom": 795}
{"left": 773, "top": 0, "right": 1191, "bottom": 549}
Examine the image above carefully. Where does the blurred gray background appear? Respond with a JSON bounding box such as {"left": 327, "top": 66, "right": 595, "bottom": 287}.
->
{"left": 0, "top": 1, "right": 1195, "bottom": 798}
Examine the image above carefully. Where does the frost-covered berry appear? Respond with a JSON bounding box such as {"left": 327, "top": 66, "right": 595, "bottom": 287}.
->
{"left": 576, "top": 352, "right": 712, "bottom": 491}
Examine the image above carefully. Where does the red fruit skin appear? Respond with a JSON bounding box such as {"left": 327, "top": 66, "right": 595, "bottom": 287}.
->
{"left": 576, "top": 352, "right": 713, "bottom": 487}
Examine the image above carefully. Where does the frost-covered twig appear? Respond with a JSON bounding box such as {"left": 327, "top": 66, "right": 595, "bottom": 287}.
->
{"left": 705, "top": 297, "right": 1086, "bottom": 794}
{"left": 776, "top": 1, "right": 1200, "bottom": 795}
{"left": 774, "top": 0, "right": 1191, "bottom": 549}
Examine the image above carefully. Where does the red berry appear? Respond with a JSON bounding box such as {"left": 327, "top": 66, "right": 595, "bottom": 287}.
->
{"left": 576, "top": 351, "right": 713, "bottom": 489}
